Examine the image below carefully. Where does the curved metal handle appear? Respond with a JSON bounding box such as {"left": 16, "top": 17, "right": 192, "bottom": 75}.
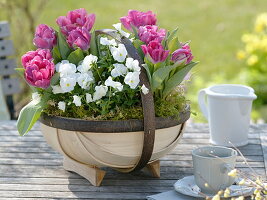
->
{"left": 198, "top": 89, "right": 209, "bottom": 120}
{"left": 95, "top": 29, "right": 156, "bottom": 172}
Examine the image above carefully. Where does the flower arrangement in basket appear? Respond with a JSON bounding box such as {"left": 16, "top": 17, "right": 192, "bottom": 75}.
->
{"left": 17, "top": 8, "right": 198, "bottom": 186}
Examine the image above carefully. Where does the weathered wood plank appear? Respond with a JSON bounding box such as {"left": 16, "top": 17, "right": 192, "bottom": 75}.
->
{"left": 260, "top": 132, "right": 267, "bottom": 177}
{"left": 0, "top": 40, "right": 14, "bottom": 57}
{"left": 0, "top": 59, "right": 16, "bottom": 75}
{"left": 0, "top": 191, "right": 155, "bottom": 199}
{"left": 1, "top": 78, "right": 21, "bottom": 95}
{"left": 0, "top": 121, "right": 265, "bottom": 199}
{"left": 0, "top": 184, "right": 172, "bottom": 193}
{"left": 0, "top": 21, "right": 10, "bottom": 38}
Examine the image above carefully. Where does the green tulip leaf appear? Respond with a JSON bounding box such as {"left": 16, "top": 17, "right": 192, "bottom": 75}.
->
{"left": 50, "top": 73, "right": 60, "bottom": 86}
{"left": 58, "top": 31, "right": 72, "bottom": 59}
{"left": 163, "top": 61, "right": 198, "bottom": 97}
{"left": 17, "top": 101, "right": 43, "bottom": 136}
{"left": 67, "top": 48, "right": 84, "bottom": 65}
{"left": 52, "top": 45, "right": 61, "bottom": 64}
{"left": 167, "top": 27, "right": 178, "bottom": 44}
{"left": 151, "top": 65, "right": 176, "bottom": 91}
{"left": 168, "top": 36, "right": 179, "bottom": 54}
{"left": 90, "top": 31, "right": 98, "bottom": 56}
{"left": 142, "top": 63, "right": 152, "bottom": 85}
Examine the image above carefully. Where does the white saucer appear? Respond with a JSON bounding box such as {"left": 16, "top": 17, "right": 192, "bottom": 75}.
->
{"left": 174, "top": 176, "right": 254, "bottom": 198}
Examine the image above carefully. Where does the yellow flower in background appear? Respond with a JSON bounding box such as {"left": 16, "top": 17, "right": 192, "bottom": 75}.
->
{"left": 236, "top": 50, "right": 246, "bottom": 60}
{"left": 255, "top": 13, "right": 267, "bottom": 33}
{"left": 224, "top": 188, "right": 231, "bottom": 198}
{"left": 238, "top": 179, "right": 246, "bottom": 185}
{"left": 212, "top": 194, "right": 220, "bottom": 200}
{"left": 228, "top": 169, "right": 238, "bottom": 177}
{"left": 235, "top": 196, "right": 244, "bottom": 200}
{"left": 247, "top": 55, "right": 258, "bottom": 66}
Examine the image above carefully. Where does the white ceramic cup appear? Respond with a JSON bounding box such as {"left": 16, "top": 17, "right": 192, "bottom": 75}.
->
{"left": 192, "top": 146, "right": 237, "bottom": 194}
{"left": 198, "top": 84, "right": 257, "bottom": 147}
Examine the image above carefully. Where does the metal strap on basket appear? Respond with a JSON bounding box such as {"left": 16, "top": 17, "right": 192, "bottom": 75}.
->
{"left": 95, "top": 29, "right": 156, "bottom": 172}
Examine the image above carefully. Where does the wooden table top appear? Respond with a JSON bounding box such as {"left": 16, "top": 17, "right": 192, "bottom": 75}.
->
{"left": 0, "top": 121, "right": 266, "bottom": 199}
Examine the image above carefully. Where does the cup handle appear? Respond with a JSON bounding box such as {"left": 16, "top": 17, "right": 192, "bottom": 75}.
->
{"left": 198, "top": 89, "right": 208, "bottom": 120}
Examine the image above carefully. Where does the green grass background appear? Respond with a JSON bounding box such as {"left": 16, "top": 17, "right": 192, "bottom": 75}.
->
{"left": 1, "top": 0, "right": 267, "bottom": 121}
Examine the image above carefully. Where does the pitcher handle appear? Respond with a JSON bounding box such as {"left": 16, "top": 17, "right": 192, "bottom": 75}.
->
{"left": 198, "top": 89, "right": 208, "bottom": 120}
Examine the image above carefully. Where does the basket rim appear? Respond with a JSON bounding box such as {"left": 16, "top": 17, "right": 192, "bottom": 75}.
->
{"left": 39, "top": 104, "right": 190, "bottom": 133}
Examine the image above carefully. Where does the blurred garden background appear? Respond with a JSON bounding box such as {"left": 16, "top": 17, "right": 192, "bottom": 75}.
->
{"left": 0, "top": 0, "right": 267, "bottom": 122}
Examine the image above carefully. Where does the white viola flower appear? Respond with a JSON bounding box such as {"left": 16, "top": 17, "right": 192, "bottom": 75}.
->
{"left": 86, "top": 93, "right": 93, "bottom": 103}
{"left": 77, "top": 71, "right": 94, "bottom": 89}
{"left": 32, "top": 92, "right": 41, "bottom": 102}
{"left": 55, "top": 60, "right": 69, "bottom": 72}
{"left": 141, "top": 84, "right": 149, "bottom": 95}
{"left": 60, "top": 74, "right": 77, "bottom": 93}
{"left": 113, "top": 23, "right": 130, "bottom": 38}
{"left": 111, "top": 63, "right": 128, "bottom": 77}
{"left": 58, "top": 101, "right": 66, "bottom": 112}
{"left": 100, "top": 37, "right": 117, "bottom": 46}
{"left": 73, "top": 95, "right": 82, "bottom": 106}
{"left": 124, "top": 72, "right": 140, "bottom": 89}
{"left": 56, "top": 60, "right": 77, "bottom": 77}
{"left": 93, "top": 85, "right": 108, "bottom": 101}
{"left": 105, "top": 76, "right": 123, "bottom": 91}
{"left": 125, "top": 58, "right": 140, "bottom": 72}
{"left": 52, "top": 85, "right": 63, "bottom": 94}
{"left": 77, "top": 54, "right": 98, "bottom": 73}
{"left": 110, "top": 44, "right": 127, "bottom": 62}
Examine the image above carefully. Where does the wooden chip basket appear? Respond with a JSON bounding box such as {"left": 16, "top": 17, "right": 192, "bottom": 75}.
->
{"left": 40, "top": 29, "right": 190, "bottom": 186}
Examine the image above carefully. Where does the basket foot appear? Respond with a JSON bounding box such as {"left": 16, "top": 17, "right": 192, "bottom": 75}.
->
{"left": 63, "top": 157, "right": 106, "bottom": 186}
{"left": 145, "top": 160, "right": 160, "bottom": 178}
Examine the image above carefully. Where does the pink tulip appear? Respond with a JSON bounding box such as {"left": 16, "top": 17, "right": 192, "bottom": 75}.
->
{"left": 21, "top": 49, "right": 53, "bottom": 68}
{"left": 171, "top": 44, "right": 193, "bottom": 65}
{"left": 56, "top": 8, "right": 95, "bottom": 36}
{"left": 21, "top": 49, "right": 55, "bottom": 89}
{"left": 138, "top": 25, "right": 166, "bottom": 44}
{"left": 33, "top": 24, "right": 57, "bottom": 49}
{"left": 120, "top": 10, "right": 157, "bottom": 31}
{"left": 141, "top": 40, "right": 169, "bottom": 64}
{"left": 67, "top": 27, "right": 91, "bottom": 50}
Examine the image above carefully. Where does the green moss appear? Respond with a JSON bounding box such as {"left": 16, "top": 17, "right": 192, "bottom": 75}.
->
{"left": 43, "top": 92, "right": 188, "bottom": 120}
{"left": 155, "top": 93, "right": 188, "bottom": 119}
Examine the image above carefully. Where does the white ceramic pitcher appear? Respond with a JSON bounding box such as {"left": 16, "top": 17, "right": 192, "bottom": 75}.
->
{"left": 198, "top": 84, "right": 257, "bottom": 147}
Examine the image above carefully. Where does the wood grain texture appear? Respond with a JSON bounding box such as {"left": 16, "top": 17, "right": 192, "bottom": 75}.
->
{"left": 0, "top": 40, "right": 14, "bottom": 57}
{"left": 0, "top": 121, "right": 266, "bottom": 199}
{"left": 1, "top": 78, "right": 21, "bottom": 95}
{"left": 0, "top": 59, "right": 16, "bottom": 75}
{"left": 0, "top": 21, "right": 10, "bottom": 38}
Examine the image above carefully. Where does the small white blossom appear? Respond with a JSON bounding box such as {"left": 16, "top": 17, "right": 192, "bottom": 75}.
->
{"left": 56, "top": 60, "right": 77, "bottom": 77}
{"left": 124, "top": 72, "right": 140, "bottom": 89}
{"left": 52, "top": 85, "right": 63, "bottom": 94}
{"left": 58, "top": 101, "right": 66, "bottom": 112}
{"left": 110, "top": 44, "right": 127, "bottom": 62}
{"left": 77, "top": 54, "right": 98, "bottom": 73}
{"left": 60, "top": 74, "right": 77, "bottom": 93}
{"left": 125, "top": 58, "right": 140, "bottom": 72}
{"left": 77, "top": 71, "right": 94, "bottom": 89}
{"left": 100, "top": 37, "right": 117, "bottom": 46}
{"left": 93, "top": 85, "right": 108, "bottom": 101}
{"left": 86, "top": 93, "right": 93, "bottom": 103}
{"left": 113, "top": 23, "right": 130, "bottom": 38}
{"left": 73, "top": 95, "right": 82, "bottom": 106}
{"left": 111, "top": 63, "right": 128, "bottom": 77}
{"left": 32, "top": 92, "right": 41, "bottom": 102}
{"left": 141, "top": 84, "right": 149, "bottom": 95}
{"left": 105, "top": 76, "right": 123, "bottom": 91}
